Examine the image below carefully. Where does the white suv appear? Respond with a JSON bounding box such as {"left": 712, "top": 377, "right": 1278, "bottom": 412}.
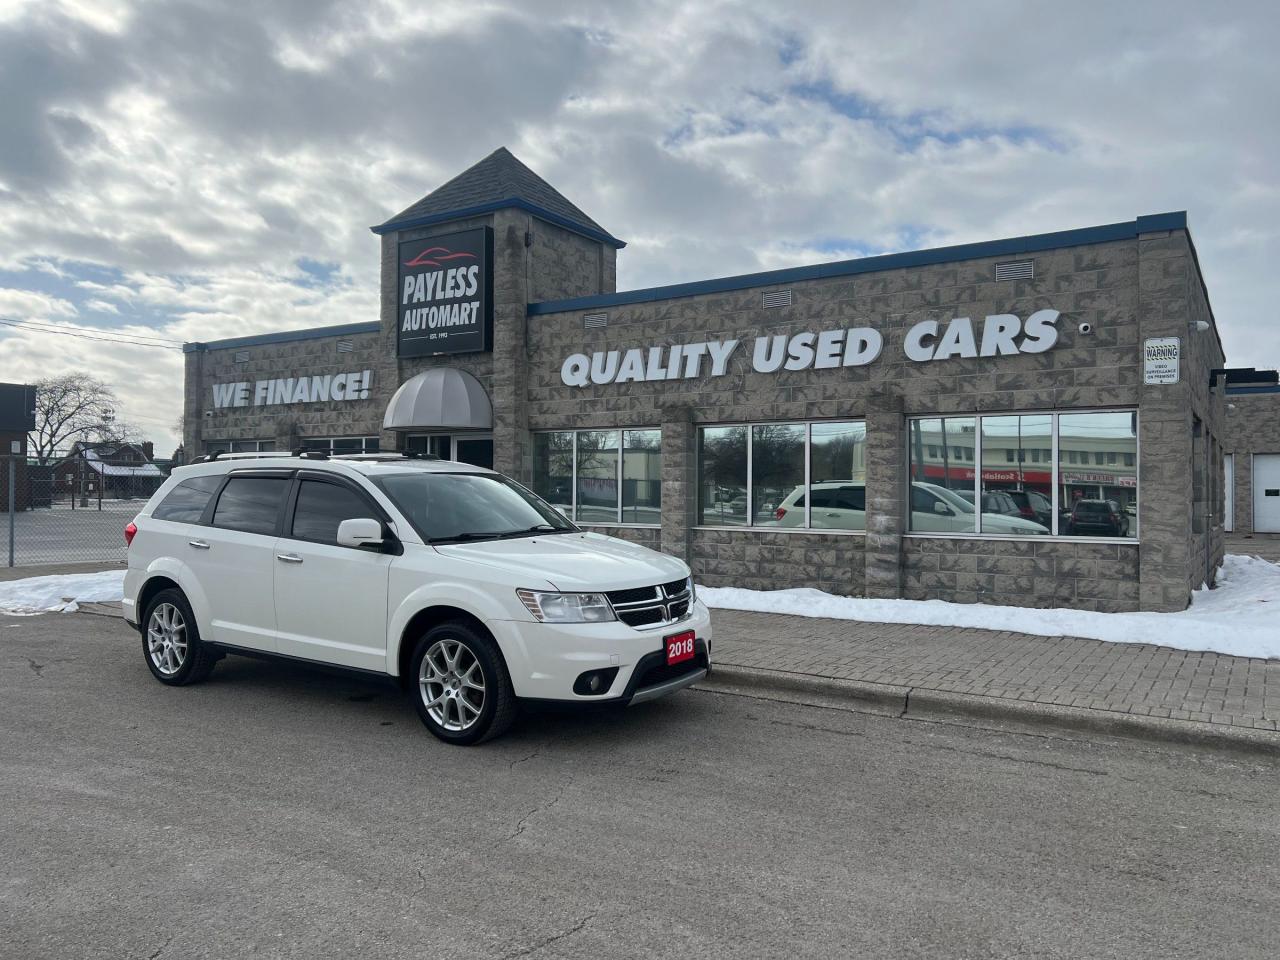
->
{"left": 122, "top": 452, "right": 711, "bottom": 745}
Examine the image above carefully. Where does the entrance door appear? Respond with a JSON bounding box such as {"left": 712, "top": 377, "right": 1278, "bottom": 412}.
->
{"left": 406, "top": 433, "right": 493, "bottom": 469}
{"left": 1255, "top": 454, "right": 1280, "bottom": 533}
{"left": 1224, "top": 454, "right": 1234, "bottom": 532}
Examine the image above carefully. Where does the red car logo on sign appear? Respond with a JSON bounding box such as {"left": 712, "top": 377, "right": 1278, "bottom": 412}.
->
{"left": 403, "top": 247, "right": 478, "bottom": 269}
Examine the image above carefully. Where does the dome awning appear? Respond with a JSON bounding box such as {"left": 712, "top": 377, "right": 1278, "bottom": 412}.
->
{"left": 383, "top": 368, "right": 492, "bottom": 431}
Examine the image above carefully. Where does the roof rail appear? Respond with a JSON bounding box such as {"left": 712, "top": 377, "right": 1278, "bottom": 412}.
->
{"left": 190, "top": 450, "right": 293, "bottom": 464}
{"left": 400, "top": 449, "right": 440, "bottom": 460}
{"left": 291, "top": 448, "right": 329, "bottom": 460}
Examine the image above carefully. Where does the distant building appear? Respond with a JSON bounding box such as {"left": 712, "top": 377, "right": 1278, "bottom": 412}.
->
{"left": 49, "top": 441, "right": 165, "bottom": 501}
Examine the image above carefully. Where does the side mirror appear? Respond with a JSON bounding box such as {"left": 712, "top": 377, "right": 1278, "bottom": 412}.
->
{"left": 932, "top": 501, "right": 952, "bottom": 516}
{"left": 337, "top": 517, "right": 384, "bottom": 550}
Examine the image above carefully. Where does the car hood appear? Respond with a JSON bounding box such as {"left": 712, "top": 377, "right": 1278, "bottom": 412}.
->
{"left": 982, "top": 513, "right": 1050, "bottom": 533}
{"left": 432, "top": 531, "right": 688, "bottom": 591}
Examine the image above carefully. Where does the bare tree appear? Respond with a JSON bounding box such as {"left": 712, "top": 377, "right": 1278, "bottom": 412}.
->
{"left": 27, "top": 374, "right": 124, "bottom": 464}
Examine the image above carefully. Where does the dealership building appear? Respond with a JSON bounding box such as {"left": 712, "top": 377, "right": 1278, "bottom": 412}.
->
{"left": 184, "top": 147, "right": 1236, "bottom": 612}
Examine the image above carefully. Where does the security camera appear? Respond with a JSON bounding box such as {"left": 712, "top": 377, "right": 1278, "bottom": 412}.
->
{"left": 203, "top": 410, "right": 215, "bottom": 419}
{"left": 1077, "top": 321, "right": 1093, "bottom": 335}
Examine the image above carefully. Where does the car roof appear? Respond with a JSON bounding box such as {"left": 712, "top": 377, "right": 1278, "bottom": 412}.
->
{"left": 170, "top": 453, "right": 496, "bottom": 481}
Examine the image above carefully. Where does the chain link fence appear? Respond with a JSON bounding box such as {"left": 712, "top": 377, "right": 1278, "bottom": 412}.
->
{"left": 1, "top": 453, "right": 172, "bottom": 567}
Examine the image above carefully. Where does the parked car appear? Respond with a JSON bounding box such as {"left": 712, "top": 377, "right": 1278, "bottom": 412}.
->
{"left": 122, "top": 452, "right": 711, "bottom": 745}
{"left": 1005, "top": 489, "right": 1054, "bottom": 529}
{"left": 1064, "top": 498, "right": 1130, "bottom": 537}
{"left": 773, "top": 481, "right": 1048, "bottom": 534}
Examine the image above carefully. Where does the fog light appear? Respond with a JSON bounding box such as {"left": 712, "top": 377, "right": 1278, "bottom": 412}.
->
{"left": 573, "top": 667, "right": 619, "bottom": 696}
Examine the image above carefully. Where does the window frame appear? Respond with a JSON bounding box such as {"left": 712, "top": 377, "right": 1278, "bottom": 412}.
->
{"left": 906, "top": 408, "right": 1139, "bottom": 541}
{"left": 531, "top": 427, "right": 663, "bottom": 528}
{"left": 696, "top": 418, "right": 869, "bottom": 535}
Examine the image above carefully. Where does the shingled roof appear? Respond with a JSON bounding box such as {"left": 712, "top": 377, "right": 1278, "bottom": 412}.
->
{"left": 371, "top": 147, "right": 624, "bottom": 248}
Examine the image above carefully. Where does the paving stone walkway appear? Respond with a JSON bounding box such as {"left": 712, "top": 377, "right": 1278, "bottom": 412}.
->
{"left": 709, "top": 609, "right": 1280, "bottom": 733}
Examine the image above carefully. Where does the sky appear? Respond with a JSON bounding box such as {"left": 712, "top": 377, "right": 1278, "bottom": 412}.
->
{"left": 1, "top": 0, "right": 1278, "bottom": 456}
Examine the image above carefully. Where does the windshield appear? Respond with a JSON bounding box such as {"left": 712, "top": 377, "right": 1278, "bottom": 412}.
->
{"left": 372, "top": 472, "right": 577, "bottom": 544}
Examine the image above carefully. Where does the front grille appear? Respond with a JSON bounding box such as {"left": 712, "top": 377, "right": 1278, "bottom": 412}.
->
{"left": 606, "top": 578, "right": 693, "bottom": 630}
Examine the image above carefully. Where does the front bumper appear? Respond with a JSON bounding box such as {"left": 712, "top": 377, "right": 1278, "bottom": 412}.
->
{"left": 488, "top": 598, "right": 713, "bottom": 703}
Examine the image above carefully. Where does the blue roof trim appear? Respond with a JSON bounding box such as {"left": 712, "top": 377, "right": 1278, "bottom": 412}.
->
{"left": 371, "top": 198, "right": 626, "bottom": 249}
{"left": 528, "top": 213, "right": 1189, "bottom": 316}
{"left": 183, "top": 321, "right": 380, "bottom": 353}
{"left": 1226, "top": 385, "right": 1280, "bottom": 395}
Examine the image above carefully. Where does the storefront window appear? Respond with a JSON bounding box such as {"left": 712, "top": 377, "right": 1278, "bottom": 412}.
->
{"left": 809, "top": 421, "right": 867, "bottom": 530}
{"left": 908, "top": 411, "right": 1138, "bottom": 538}
{"left": 979, "top": 415, "right": 1052, "bottom": 534}
{"left": 909, "top": 417, "right": 978, "bottom": 533}
{"left": 531, "top": 428, "right": 662, "bottom": 526}
{"left": 698, "top": 426, "right": 748, "bottom": 526}
{"left": 698, "top": 420, "right": 867, "bottom": 530}
{"left": 622, "top": 429, "right": 662, "bottom": 524}
{"left": 531, "top": 431, "right": 573, "bottom": 515}
{"left": 1058, "top": 411, "right": 1137, "bottom": 538}
{"left": 301, "top": 436, "right": 379, "bottom": 454}
{"left": 750, "top": 424, "right": 805, "bottom": 526}
{"left": 575, "top": 430, "right": 619, "bottom": 524}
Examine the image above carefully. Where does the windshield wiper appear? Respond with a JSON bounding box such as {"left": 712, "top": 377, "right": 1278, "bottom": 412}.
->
{"left": 428, "top": 532, "right": 507, "bottom": 544}
{"left": 493, "top": 524, "right": 572, "bottom": 539}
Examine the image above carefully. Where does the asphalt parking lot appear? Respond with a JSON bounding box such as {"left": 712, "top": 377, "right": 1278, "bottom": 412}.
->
{"left": 3, "top": 614, "right": 1278, "bottom": 959}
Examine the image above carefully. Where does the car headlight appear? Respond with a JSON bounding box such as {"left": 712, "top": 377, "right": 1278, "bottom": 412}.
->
{"left": 516, "top": 589, "right": 617, "bottom": 623}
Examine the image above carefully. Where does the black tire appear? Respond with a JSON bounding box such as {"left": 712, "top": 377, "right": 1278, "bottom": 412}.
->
{"left": 409, "top": 622, "right": 516, "bottom": 745}
{"left": 141, "top": 588, "right": 218, "bottom": 686}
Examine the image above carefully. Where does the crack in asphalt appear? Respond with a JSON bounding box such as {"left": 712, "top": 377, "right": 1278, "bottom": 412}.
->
{"left": 26, "top": 658, "right": 43, "bottom": 677}
{"left": 499, "top": 913, "right": 595, "bottom": 959}
{"left": 905, "top": 738, "right": 1108, "bottom": 776}
{"left": 494, "top": 775, "right": 575, "bottom": 847}
{"left": 148, "top": 935, "right": 173, "bottom": 959}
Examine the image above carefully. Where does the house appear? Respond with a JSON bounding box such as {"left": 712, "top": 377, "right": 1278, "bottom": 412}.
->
{"left": 50, "top": 441, "right": 165, "bottom": 502}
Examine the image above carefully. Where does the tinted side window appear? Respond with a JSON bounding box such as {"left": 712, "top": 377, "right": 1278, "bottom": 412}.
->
{"left": 910, "top": 486, "right": 936, "bottom": 512}
{"left": 211, "top": 477, "right": 289, "bottom": 536}
{"left": 152, "top": 476, "right": 222, "bottom": 523}
{"left": 291, "top": 480, "right": 373, "bottom": 545}
{"left": 837, "top": 487, "right": 866, "bottom": 511}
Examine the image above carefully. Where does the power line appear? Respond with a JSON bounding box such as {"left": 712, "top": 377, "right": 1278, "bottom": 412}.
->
{"left": 0, "top": 317, "right": 183, "bottom": 351}
{"left": 1, "top": 314, "right": 184, "bottom": 345}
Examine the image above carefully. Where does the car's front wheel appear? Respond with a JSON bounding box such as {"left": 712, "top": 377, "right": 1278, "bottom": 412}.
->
{"left": 141, "top": 588, "right": 219, "bottom": 686}
{"left": 409, "top": 622, "right": 516, "bottom": 745}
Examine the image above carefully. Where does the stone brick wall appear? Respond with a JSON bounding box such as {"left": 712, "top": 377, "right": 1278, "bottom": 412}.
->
{"left": 1135, "top": 228, "right": 1227, "bottom": 607}
{"left": 690, "top": 529, "right": 866, "bottom": 594}
{"left": 529, "top": 217, "right": 615, "bottom": 302}
{"left": 1224, "top": 392, "right": 1280, "bottom": 533}
{"left": 184, "top": 327, "right": 384, "bottom": 454}
{"left": 903, "top": 538, "right": 1140, "bottom": 612}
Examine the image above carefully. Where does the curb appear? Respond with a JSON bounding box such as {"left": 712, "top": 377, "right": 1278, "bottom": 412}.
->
{"left": 698, "top": 664, "right": 1280, "bottom": 756}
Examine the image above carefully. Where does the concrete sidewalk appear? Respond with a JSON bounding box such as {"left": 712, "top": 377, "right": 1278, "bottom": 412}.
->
{"left": 704, "top": 607, "right": 1280, "bottom": 750}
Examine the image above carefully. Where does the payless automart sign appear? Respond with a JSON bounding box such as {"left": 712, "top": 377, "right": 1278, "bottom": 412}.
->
{"left": 397, "top": 227, "right": 493, "bottom": 358}
{"left": 560, "top": 309, "right": 1061, "bottom": 387}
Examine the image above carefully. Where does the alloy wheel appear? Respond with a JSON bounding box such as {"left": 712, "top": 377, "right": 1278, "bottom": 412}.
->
{"left": 419, "top": 638, "right": 486, "bottom": 732}
{"left": 147, "top": 602, "right": 188, "bottom": 676}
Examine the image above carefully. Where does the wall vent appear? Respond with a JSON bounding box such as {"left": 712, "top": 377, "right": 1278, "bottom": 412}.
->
{"left": 583, "top": 312, "right": 608, "bottom": 329}
{"left": 995, "top": 259, "right": 1035, "bottom": 281}
{"left": 762, "top": 289, "right": 792, "bottom": 308}
{"left": 336, "top": 339, "right": 354, "bottom": 353}
{"left": 233, "top": 350, "right": 250, "bottom": 363}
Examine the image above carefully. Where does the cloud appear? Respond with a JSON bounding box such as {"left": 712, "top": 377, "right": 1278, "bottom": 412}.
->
{"left": 0, "top": 0, "right": 1278, "bottom": 458}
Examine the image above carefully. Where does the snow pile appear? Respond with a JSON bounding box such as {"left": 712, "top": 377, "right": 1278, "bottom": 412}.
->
{"left": 0, "top": 570, "right": 127, "bottom": 616}
{"left": 699, "top": 554, "right": 1280, "bottom": 660}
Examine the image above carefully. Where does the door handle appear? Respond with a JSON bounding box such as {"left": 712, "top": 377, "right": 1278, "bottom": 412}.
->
{"left": 276, "top": 554, "right": 303, "bottom": 564}
{"left": 188, "top": 540, "right": 210, "bottom": 549}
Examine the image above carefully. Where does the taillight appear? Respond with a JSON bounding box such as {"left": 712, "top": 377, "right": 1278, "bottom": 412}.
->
{"left": 124, "top": 521, "right": 137, "bottom": 547}
{"left": 775, "top": 507, "right": 787, "bottom": 520}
